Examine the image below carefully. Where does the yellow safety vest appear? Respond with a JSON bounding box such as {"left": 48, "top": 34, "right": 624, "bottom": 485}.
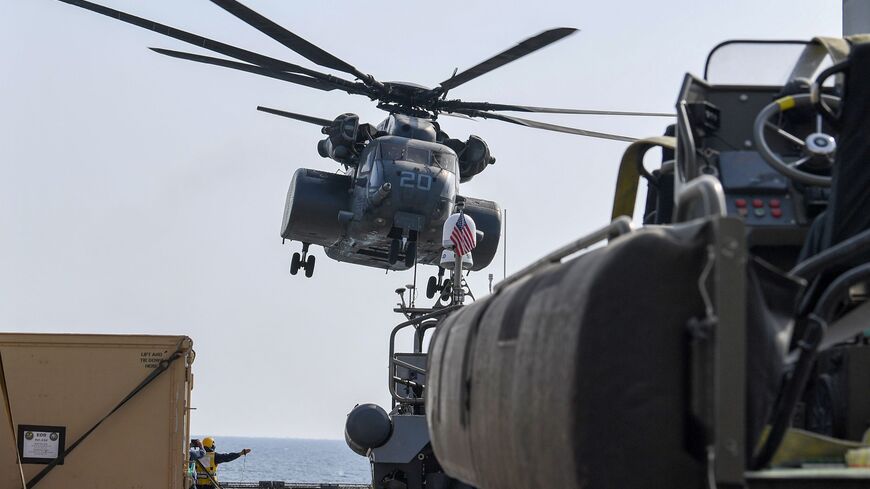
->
{"left": 195, "top": 451, "right": 218, "bottom": 486}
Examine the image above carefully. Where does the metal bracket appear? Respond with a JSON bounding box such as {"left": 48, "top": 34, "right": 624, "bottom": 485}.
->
{"left": 710, "top": 217, "right": 747, "bottom": 485}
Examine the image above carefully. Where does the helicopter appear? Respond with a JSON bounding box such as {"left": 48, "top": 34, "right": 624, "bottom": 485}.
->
{"left": 53, "top": 0, "right": 673, "bottom": 278}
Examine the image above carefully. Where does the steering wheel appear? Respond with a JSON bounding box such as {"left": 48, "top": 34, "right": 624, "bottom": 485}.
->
{"left": 753, "top": 93, "right": 840, "bottom": 187}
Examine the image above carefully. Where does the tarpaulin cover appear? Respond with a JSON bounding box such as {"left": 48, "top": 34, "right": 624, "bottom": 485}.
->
{"left": 428, "top": 220, "right": 797, "bottom": 488}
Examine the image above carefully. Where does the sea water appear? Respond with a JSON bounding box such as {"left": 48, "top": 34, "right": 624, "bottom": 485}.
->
{"left": 194, "top": 436, "right": 370, "bottom": 484}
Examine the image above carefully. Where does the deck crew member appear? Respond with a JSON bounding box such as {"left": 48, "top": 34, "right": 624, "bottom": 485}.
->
{"left": 189, "top": 439, "right": 207, "bottom": 484}
{"left": 194, "top": 436, "right": 252, "bottom": 488}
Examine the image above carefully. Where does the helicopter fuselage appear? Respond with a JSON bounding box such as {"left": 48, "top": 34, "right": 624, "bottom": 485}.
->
{"left": 281, "top": 114, "right": 501, "bottom": 273}
{"left": 335, "top": 135, "right": 458, "bottom": 268}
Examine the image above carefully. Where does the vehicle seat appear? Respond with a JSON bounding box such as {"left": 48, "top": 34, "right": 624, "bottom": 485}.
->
{"left": 800, "top": 42, "right": 870, "bottom": 264}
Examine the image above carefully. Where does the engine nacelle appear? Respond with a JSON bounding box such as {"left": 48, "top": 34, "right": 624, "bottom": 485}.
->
{"left": 460, "top": 196, "right": 501, "bottom": 271}
{"left": 444, "top": 136, "right": 496, "bottom": 182}
{"left": 317, "top": 113, "right": 361, "bottom": 165}
{"left": 280, "top": 168, "right": 351, "bottom": 247}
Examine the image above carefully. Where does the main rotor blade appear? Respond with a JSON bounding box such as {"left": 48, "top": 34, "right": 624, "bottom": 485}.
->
{"left": 438, "top": 100, "right": 674, "bottom": 117}
{"left": 209, "top": 0, "right": 380, "bottom": 88}
{"left": 257, "top": 106, "right": 333, "bottom": 127}
{"left": 151, "top": 48, "right": 345, "bottom": 92}
{"left": 55, "top": 0, "right": 360, "bottom": 89}
{"left": 438, "top": 28, "right": 578, "bottom": 92}
{"left": 448, "top": 110, "right": 637, "bottom": 143}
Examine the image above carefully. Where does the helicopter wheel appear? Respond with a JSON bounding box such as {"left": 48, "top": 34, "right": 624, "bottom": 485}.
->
{"left": 440, "top": 279, "right": 452, "bottom": 301}
{"left": 388, "top": 239, "right": 400, "bottom": 265}
{"left": 290, "top": 252, "right": 301, "bottom": 275}
{"left": 304, "top": 255, "right": 316, "bottom": 278}
{"left": 426, "top": 276, "right": 438, "bottom": 299}
{"left": 404, "top": 241, "right": 417, "bottom": 268}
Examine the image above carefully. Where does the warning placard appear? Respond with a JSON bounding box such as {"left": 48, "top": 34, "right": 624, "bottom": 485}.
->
{"left": 18, "top": 425, "right": 65, "bottom": 464}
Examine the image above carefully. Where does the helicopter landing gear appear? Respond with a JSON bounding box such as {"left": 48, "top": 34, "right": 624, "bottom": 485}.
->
{"left": 290, "top": 252, "right": 301, "bottom": 275}
{"left": 304, "top": 255, "right": 315, "bottom": 278}
{"left": 427, "top": 271, "right": 454, "bottom": 302}
{"left": 290, "top": 243, "right": 316, "bottom": 278}
{"left": 440, "top": 279, "right": 452, "bottom": 302}
{"left": 387, "top": 229, "right": 418, "bottom": 267}
{"left": 388, "top": 238, "right": 401, "bottom": 265}
{"left": 426, "top": 276, "right": 438, "bottom": 299}
{"left": 426, "top": 268, "right": 446, "bottom": 299}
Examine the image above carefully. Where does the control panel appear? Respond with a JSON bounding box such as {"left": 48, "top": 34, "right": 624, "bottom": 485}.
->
{"left": 718, "top": 151, "right": 797, "bottom": 226}
{"left": 728, "top": 195, "right": 794, "bottom": 225}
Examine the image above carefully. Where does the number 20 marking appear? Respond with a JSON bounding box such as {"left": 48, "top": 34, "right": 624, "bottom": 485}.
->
{"left": 399, "top": 171, "right": 432, "bottom": 191}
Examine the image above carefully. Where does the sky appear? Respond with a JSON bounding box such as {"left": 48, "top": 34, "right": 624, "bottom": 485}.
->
{"left": 0, "top": 0, "right": 842, "bottom": 439}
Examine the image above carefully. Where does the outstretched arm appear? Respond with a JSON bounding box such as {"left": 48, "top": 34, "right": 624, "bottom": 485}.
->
{"left": 215, "top": 449, "right": 252, "bottom": 464}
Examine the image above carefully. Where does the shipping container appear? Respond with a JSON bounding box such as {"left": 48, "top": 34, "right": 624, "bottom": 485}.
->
{"left": 0, "top": 334, "right": 194, "bottom": 489}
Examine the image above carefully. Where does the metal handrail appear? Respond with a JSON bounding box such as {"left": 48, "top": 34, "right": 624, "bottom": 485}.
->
{"left": 393, "top": 357, "right": 426, "bottom": 375}
{"left": 388, "top": 306, "right": 461, "bottom": 405}
{"left": 493, "top": 216, "right": 633, "bottom": 293}
{"left": 673, "top": 175, "right": 727, "bottom": 223}
{"left": 676, "top": 99, "right": 698, "bottom": 182}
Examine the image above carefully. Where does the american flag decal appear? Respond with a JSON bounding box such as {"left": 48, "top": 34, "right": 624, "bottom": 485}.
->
{"left": 450, "top": 212, "right": 477, "bottom": 256}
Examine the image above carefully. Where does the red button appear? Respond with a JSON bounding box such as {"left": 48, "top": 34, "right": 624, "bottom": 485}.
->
{"left": 771, "top": 208, "right": 783, "bottom": 218}
{"left": 752, "top": 199, "right": 764, "bottom": 208}
{"left": 735, "top": 198, "right": 747, "bottom": 208}
{"left": 769, "top": 199, "right": 781, "bottom": 208}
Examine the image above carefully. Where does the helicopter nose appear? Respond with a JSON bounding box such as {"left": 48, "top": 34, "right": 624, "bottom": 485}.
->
{"left": 389, "top": 169, "right": 441, "bottom": 207}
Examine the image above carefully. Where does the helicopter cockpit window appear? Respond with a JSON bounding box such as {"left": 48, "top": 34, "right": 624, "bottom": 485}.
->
{"left": 404, "top": 147, "right": 430, "bottom": 165}
{"left": 380, "top": 142, "right": 433, "bottom": 166}
{"left": 360, "top": 148, "right": 375, "bottom": 175}
{"left": 704, "top": 40, "right": 834, "bottom": 86}
{"left": 355, "top": 146, "right": 376, "bottom": 188}
{"left": 380, "top": 142, "right": 405, "bottom": 161}
{"left": 368, "top": 158, "right": 384, "bottom": 191}
{"left": 432, "top": 152, "right": 458, "bottom": 173}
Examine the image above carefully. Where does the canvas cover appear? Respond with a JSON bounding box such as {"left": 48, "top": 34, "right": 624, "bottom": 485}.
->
{"left": 428, "top": 221, "right": 795, "bottom": 488}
